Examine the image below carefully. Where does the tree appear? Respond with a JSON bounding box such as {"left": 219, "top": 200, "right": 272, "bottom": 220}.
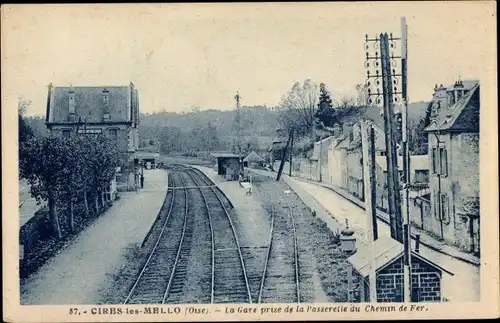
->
{"left": 274, "top": 79, "right": 319, "bottom": 180}
{"left": 18, "top": 98, "right": 33, "bottom": 144}
{"left": 409, "top": 101, "right": 433, "bottom": 154}
{"left": 19, "top": 137, "right": 69, "bottom": 238}
{"left": 336, "top": 95, "right": 356, "bottom": 109}
{"left": 355, "top": 84, "right": 369, "bottom": 107}
{"left": 19, "top": 134, "right": 122, "bottom": 238}
{"left": 85, "top": 135, "right": 121, "bottom": 214}
{"left": 315, "top": 83, "right": 336, "bottom": 129}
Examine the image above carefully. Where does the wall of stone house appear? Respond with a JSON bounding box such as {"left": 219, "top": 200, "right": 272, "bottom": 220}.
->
{"left": 49, "top": 124, "right": 132, "bottom": 154}
{"left": 360, "top": 256, "right": 442, "bottom": 302}
{"left": 450, "top": 132, "right": 480, "bottom": 252}
{"left": 339, "top": 149, "right": 348, "bottom": 189}
{"left": 428, "top": 132, "right": 480, "bottom": 252}
{"left": 427, "top": 133, "right": 454, "bottom": 242}
{"left": 375, "top": 164, "right": 388, "bottom": 211}
{"left": 327, "top": 147, "right": 348, "bottom": 186}
{"left": 409, "top": 197, "right": 431, "bottom": 231}
{"left": 346, "top": 149, "right": 364, "bottom": 199}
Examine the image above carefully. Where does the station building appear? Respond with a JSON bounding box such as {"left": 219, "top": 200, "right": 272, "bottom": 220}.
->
{"left": 45, "top": 82, "right": 141, "bottom": 191}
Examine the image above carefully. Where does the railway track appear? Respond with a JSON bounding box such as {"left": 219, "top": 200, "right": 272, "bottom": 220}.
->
{"left": 184, "top": 166, "right": 252, "bottom": 303}
{"left": 124, "top": 165, "right": 252, "bottom": 304}
{"left": 190, "top": 167, "right": 303, "bottom": 303}
{"left": 161, "top": 169, "right": 212, "bottom": 304}
{"left": 123, "top": 171, "right": 189, "bottom": 304}
{"left": 256, "top": 181, "right": 301, "bottom": 303}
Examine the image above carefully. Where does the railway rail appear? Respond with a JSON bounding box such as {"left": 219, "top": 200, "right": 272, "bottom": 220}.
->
{"left": 123, "top": 165, "right": 252, "bottom": 304}
{"left": 184, "top": 166, "right": 252, "bottom": 303}
{"left": 257, "top": 181, "right": 301, "bottom": 303}
{"left": 123, "top": 171, "right": 188, "bottom": 304}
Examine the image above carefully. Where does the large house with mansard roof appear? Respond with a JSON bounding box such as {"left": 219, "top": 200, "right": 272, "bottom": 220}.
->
{"left": 45, "top": 82, "right": 141, "bottom": 190}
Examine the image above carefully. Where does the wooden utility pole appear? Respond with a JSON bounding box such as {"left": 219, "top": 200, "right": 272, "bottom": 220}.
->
{"left": 400, "top": 17, "right": 412, "bottom": 302}
{"left": 276, "top": 134, "right": 292, "bottom": 181}
{"left": 380, "top": 33, "right": 403, "bottom": 243}
{"left": 289, "top": 131, "right": 294, "bottom": 177}
{"left": 365, "top": 24, "right": 410, "bottom": 302}
{"left": 235, "top": 92, "right": 243, "bottom": 172}
{"left": 361, "top": 120, "right": 378, "bottom": 302}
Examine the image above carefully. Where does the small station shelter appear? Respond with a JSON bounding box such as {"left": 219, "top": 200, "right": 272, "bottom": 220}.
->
{"left": 211, "top": 152, "right": 242, "bottom": 181}
{"left": 134, "top": 146, "right": 160, "bottom": 169}
{"left": 348, "top": 236, "right": 453, "bottom": 303}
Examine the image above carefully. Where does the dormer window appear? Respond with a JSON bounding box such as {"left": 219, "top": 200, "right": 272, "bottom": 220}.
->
{"left": 447, "top": 91, "right": 455, "bottom": 106}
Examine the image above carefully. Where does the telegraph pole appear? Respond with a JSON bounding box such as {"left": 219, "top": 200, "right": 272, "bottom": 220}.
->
{"left": 380, "top": 33, "right": 403, "bottom": 243}
{"left": 400, "top": 17, "right": 412, "bottom": 302}
{"left": 361, "top": 120, "right": 378, "bottom": 302}
{"left": 365, "top": 33, "right": 404, "bottom": 243}
{"left": 365, "top": 24, "right": 412, "bottom": 302}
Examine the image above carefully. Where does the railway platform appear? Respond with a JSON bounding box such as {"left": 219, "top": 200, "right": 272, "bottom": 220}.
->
{"left": 21, "top": 169, "right": 169, "bottom": 305}
{"left": 191, "top": 166, "right": 270, "bottom": 248}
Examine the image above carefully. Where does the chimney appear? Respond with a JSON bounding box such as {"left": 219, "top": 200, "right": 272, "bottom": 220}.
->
{"left": 352, "top": 123, "right": 361, "bottom": 142}
{"left": 68, "top": 86, "right": 75, "bottom": 115}
{"left": 342, "top": 122, "right": 352, "bottom": 137}
{"left": 332, "top": 123, "right": 342, "bottom": 137}
{"left": 102, "top": 88, "right": 110, "bottom": 121}
{"left": 67, "top": 86, "right": 76, "bottom": 122}
{"left": 46, "top": 83, "right": 53, "bottom": 123}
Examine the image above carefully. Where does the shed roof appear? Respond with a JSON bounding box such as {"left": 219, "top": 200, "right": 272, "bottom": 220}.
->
{"left": 210, "top": 152, "right": 242, "bottom": 158}
{"left": 243, "top": 151, "right": 264, "bottom": 162}
{"left": 134, "top": 151, "right": 160, "bottom": 159}
{"left": 348, "top": 236, "right": 453, "bottom": 277}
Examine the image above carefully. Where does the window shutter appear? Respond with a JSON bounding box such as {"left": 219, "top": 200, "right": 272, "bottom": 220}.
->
{"left": 442, "top": 149, "right": 448, "bottom": 176}
{"left": 435, "top": 193, "right": 440, "bottom": 219}
{"left": 441, "top": 194, "right": 450, "bottom": 224}
{"left": 431, "top": 148, "right": 438, "bottom": 173}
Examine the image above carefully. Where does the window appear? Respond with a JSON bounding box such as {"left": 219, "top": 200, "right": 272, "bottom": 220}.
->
{"left": 62, "top": 129, "right": 71, "bottom": 138}
{"left": 448, "top": 92, "right": 455, "bottom": 106}
{"left": 108, "top": 128, "right": 118, "bottom": 140}
{"left": 414, "top": 170, "right": 429, "bottom": 183}
{"left": 431, "top": 147, "right": 448, "bottom": 177}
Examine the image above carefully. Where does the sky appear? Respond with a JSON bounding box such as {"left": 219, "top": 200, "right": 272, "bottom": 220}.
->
{"left": 2, "top": 2, "right": 496, "bottom": 116}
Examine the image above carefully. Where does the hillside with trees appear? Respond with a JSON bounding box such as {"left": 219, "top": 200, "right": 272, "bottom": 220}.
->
{"left": 138, "top": 105, "right": 279, "bottom": 156}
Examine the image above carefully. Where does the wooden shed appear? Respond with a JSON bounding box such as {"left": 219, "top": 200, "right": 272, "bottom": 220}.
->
{"left": 210, "top": 153, "right": 242, "bottom": 181}
{"left": 243, "top": 151, "right": 265, "bottom": 168}
{"left": 348, "top": 236, "right": 453, "bottom": 302}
